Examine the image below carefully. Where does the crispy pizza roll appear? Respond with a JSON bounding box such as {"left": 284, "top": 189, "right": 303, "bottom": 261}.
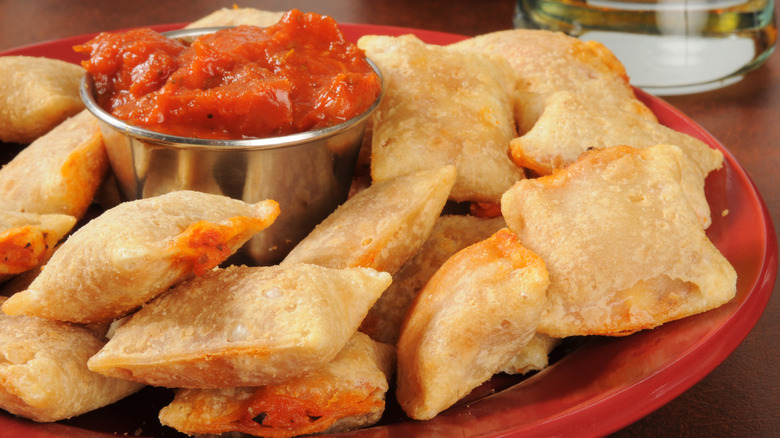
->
{"left": 88, "top": 264, "right": 391, "bottom": 388}
{"left": 510, "top": 93, "right": 723, "bottom": 228}
{"left": 501, "top": 144, "right": 738, "bottom": 337}
{"left": 360, "top": 214, "right": 506, "bottom": 344}
{"left": 0, "top": 110, "right": 109, "bottom": 220}
{"left": 0, "top": 211, "right": 75, "bottom": 282}
{"left": 1, "top": 191, "right": 279, "bottom": 324}
{"left": 499, "top": 333, "right": 560, "bottom": 375}
{"left": 185, "top": 7, "right": 284, "bottom": 28}
{"left": 508, "top": 92, "right": 723, "bottom": 215}
{"left": 358, "top": 34, "right": 524, "bottom": 203}
{"left": 282, "top": 166, "right": 456, "bottom": 275}
{"left": 0, "top": 298, "right": 143, "bottom": 422}
{"left": 396, "top": 229, "right": 549, "bottom": 420}
{"left": 449, "top": 29, "right": 655, "bottom": 135}
{"left": 0, "top": 56, "right": 85, "bottom": 144}
{"left": 158, "top": 332, "right": 395, "bottom": 437}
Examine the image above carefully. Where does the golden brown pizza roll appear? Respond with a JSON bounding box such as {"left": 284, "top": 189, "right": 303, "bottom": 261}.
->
{"left": 0, "top": 110, "right": 109, "bottom": 220}
{"left": 88, "top": 264, "right": 392, "bottom": 388}
{"left": 1, "top": 191, "right": 279, "bottom": 324}
{"left": 0, "top": 56, "right": 85, "bottom": 144}
{"left": 360, "top": 214, "right": 506, "bottom": 344}
{"left": 0, "top": 298, "right": 143, "bottom": 422}
{"left": 282, "top": 166, "right": 456, "bottom": 275}
{"left": 0, "top": 211, "right": 75, "bottom": 282}
{"left": 158, "top": 332, "right": 395, "bottom": 437}
{"left": 499, "top": 333, "right": 560, "bottom": 375}
{"left": 510, "top": 92, "right": 723, "bottom": 228}
{"left": 501, "top": 144, "right": 737, "bottom": 337}
{"left": 513, "top": 91, "right": 722, "bottom": 176}
{"left": 396, "top": 229, "right": 549, "bottom": 420}
{"left": 449, "top": 29, "right": 655, "bottom": 135}
{"left": 185, "top": 6, "right": 284, "bottom": 28}
{"left": 358, "top": 34, "right": 524, "bottom": 203}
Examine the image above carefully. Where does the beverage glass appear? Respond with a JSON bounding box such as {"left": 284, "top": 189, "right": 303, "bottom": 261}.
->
{"left": 514, "top": 0, "right": 778, "bottom": 95}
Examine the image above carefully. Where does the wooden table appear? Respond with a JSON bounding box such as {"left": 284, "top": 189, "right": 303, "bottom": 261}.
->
{"left": 1, "top": 1, "right": 778, "bottom": 437}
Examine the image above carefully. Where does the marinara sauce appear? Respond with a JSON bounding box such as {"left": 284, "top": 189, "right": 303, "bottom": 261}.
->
{"left": 75, "top": 10, "right": 381, "bottom": 140}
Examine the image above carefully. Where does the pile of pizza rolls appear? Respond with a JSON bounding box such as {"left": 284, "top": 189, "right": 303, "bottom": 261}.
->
{"left": 0, "top": 7, "right": 736, "bottom": 437}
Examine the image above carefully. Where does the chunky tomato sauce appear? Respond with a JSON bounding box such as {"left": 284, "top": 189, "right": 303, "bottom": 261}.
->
{"left": 75, "top": 10, "right": 381, "bottom": 139}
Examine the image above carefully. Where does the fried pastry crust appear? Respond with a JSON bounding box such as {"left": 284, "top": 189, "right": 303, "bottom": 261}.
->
{"left": 158, "top": 332, "right": 395, "bottom": 437}
{"left": 360, "top": 214, "right": 506, "bottom": 345}
{"left": 499, "top": 333, "right": 560, "bottom": 375}
{"left": 507, "top": 92, "right": 723, "bottom": 229}
{"left": 0, "top": 298, "right": 143, "bottom": 422}
{"left": 2, "top": 191, "right": 279, "bottom": 323}
{"left": 0, "top": 211, "right": 75, "bottom": 280}
{"left": 501, "top": 144, "right": 737, "bottom": 337}
{"left": 185, "top": 6, "right": 284, "bottom": 28}
{"left": 283, "top": 166, "right": 456, "bottom": 275}
{"left": 87, "top": 264, "right": 391, "bottom": 388}
{"left": 359, "top": 34, "right": 524, "bottom": 203}
{"left": 0, "top": 110, "right": 108, "bottom": 220}
{"left": 449, "top": 29, "right": 655, "bottom": 135}
{"left": 0, "top": 56, "right": 85, "bottom": 144}
{"left": 396, "top": 229, "right": 549, "bottom": 420}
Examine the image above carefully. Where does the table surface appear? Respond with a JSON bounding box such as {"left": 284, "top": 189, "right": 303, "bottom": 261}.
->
{"left": 1, "top": 1, "right": 778, "bottom": 437}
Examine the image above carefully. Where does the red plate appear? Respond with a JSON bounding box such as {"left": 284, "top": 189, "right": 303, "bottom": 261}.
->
{"left": 0, "top": 23, "right": 776, "bottom": 438}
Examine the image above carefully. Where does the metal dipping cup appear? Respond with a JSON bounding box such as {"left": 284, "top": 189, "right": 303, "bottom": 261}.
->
{"left": 80, "top": 27, "right": 383, "bottom": 266}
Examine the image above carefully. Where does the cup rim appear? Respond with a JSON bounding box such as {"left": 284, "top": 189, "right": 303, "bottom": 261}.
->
{"left": 79, "top": 26, "right": 383, "bottom": 151}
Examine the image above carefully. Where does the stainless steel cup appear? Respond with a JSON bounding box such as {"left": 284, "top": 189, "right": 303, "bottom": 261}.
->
{"left": 81, "top": 28, "right": 383, "bottom": 265}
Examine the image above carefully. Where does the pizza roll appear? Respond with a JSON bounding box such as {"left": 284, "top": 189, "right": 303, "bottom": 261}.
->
{"left": 0, "top": 56, "right": 85, "bottom": 144}
{"left": 88, "top": 264, "right": 392, "bottom": 388}
{"left": 1, "top": 191, "right": 279, "bottom": 324}
{"left": 396, "top": 229, "right": 549, "bottom": 420}
{"left": 185, "top": 7, "right": 284, "bottom": 28}
{"left": 513, "top": 93, "right": 722, "bottom": 229}
{"left": 499, "top": 333, "right": 560, "bottom": 375}
{"left": 512, "top": 91, "right": 723, "bottom": 177}
{"left": 358, "top": 34, "right": 524, "bottom": 203}
{"left": 282, "top": 166, "right": 456, "bottom": 275}
{"left": 0, "top": 110, "right": 109, "bottom": 220}
{"left": 158, "top": 332, "right": 395, "bottom": 437}
{"left": 0, "top": 211, "right": 75, "bottom": 281}
{"left": 501, "top": 144, "right": 738, "bottom": 337}
{"left": 449, "top": 29, "right": 655, "bottom": 134}
{"left": 360, "top": 214, "right": 506, "bottom": 344}
{"left": 0, "top": 298, "right": 143, "bottom": 422}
